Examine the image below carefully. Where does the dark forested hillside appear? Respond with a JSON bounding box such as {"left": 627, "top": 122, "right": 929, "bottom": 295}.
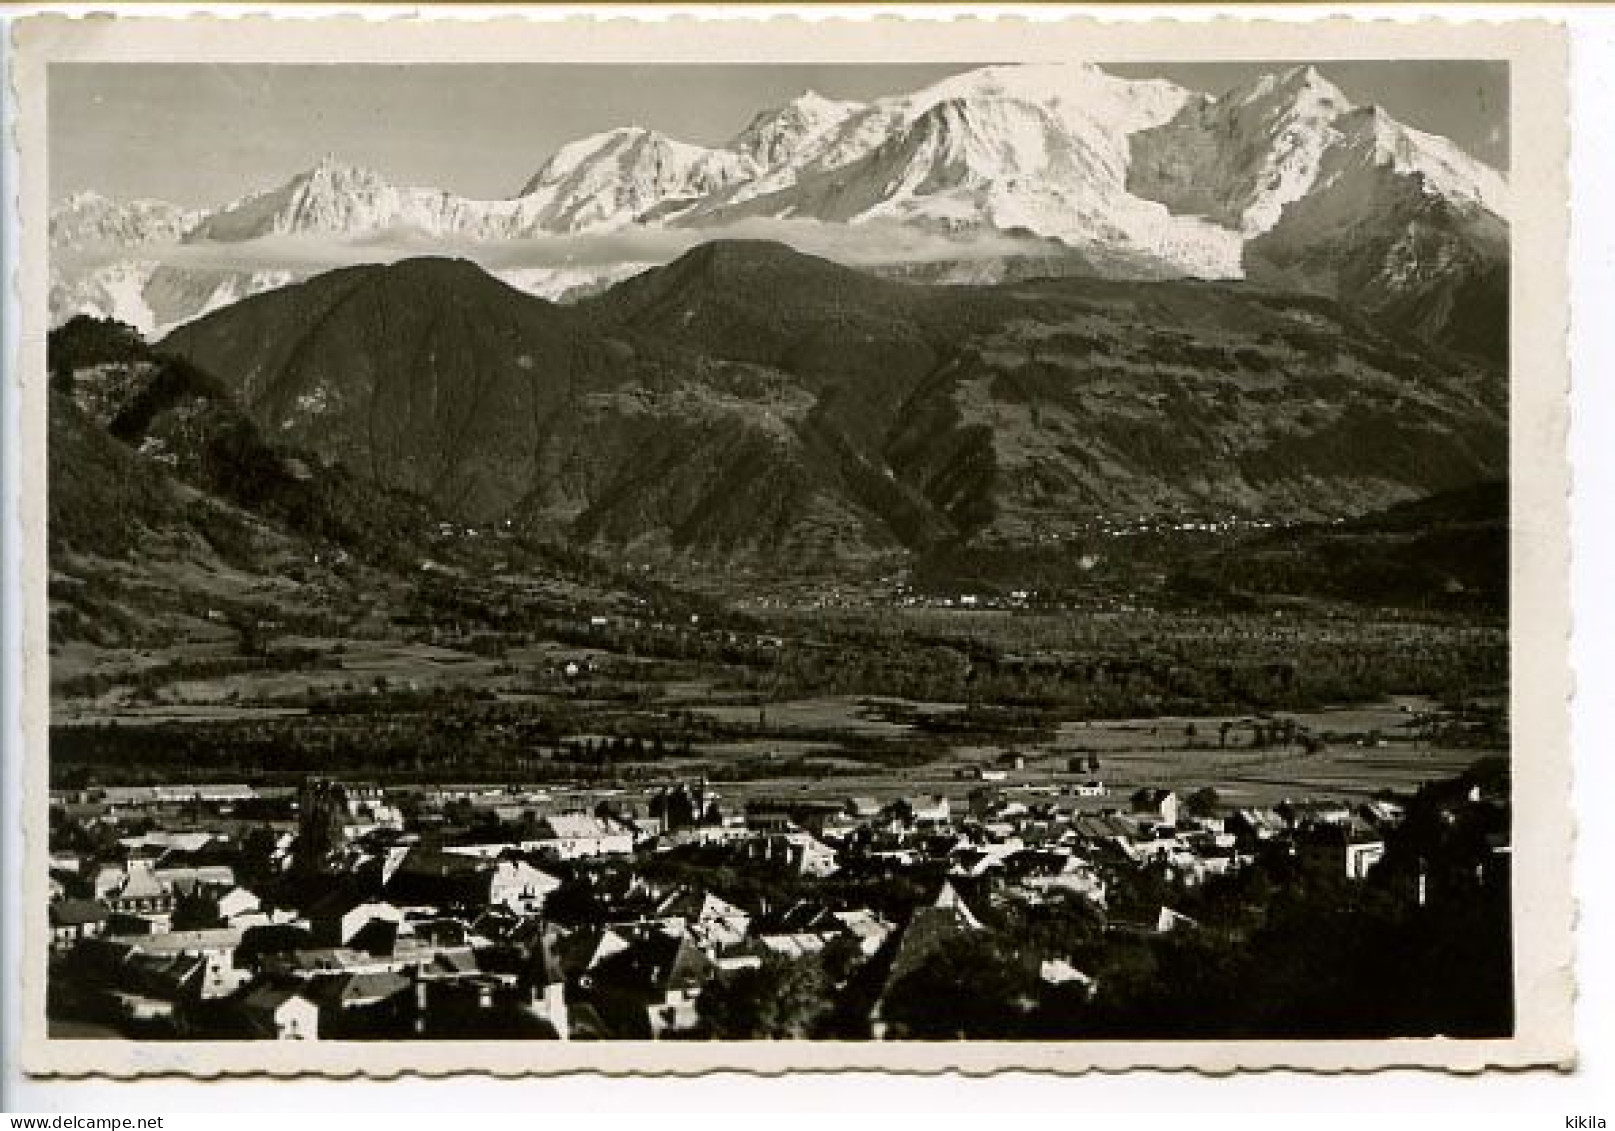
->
{"left": 157, "top": 244, "right": 1507, "bottom": 560}
{"left": 1164, "top": 481, "right": 1509, "bottom": 614}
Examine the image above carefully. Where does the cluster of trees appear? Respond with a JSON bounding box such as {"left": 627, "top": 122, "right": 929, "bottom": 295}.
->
{"left": 720, "top": 607, "right": 1505, "bottom": 715}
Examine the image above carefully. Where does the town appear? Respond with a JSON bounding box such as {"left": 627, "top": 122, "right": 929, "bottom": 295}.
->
{"left": 46, "top": 753, "right": 1513, "bottom": 1042}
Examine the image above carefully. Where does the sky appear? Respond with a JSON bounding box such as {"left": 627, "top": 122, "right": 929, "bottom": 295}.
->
{"left": 49, "top": 60, "right": 1508, "bottom": 208}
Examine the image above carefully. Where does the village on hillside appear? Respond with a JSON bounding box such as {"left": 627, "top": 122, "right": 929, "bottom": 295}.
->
{"left": 45, "top": 759, "right": 1512, "bottom": 1042}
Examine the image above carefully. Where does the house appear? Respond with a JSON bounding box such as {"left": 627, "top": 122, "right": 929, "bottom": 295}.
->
{"left": 258, "top": 947, "right": 404, "bottom": 979}
{"left": 1071, "top": 813, "right": 1143, "bottom": 847}
{"left": 892, "top": 795, "right": 951, "bottom": 827}
{"left": 154, "top": 862, "right": 237, "bottom": 895}
{"left": 92, "top": 860, "right": 176, "bottom": 921}
{"left": 532, "top": 813, "right": 634, "bottom": 859}
{"left": 213, "top": 886, "right": 265, "bottom": 925}
{"left": 49, "top": 898, "right": 110, "bottom": 950}
{"left": 949, "top": 844, "right": 1013, "bottom": 880}
{"left": 1155, "top": 906, "right": 1199, "bottom": 934}
{"left": 1038, "top": 958, "right": 1097, "bottom": 996}
{"left": 1358, "top": 800, "right": 1407, "bottom": 829}
{"left": 831, "top": 909, "right": 895, "bottom": 957}
{"left": 240, "top": 984, "right": 320, "bottom": 1040}
{"left": 738, "top": 832, "right": 839, "bottom": 878}
{"left": 514, "top": 923, "right": 570, "bottom": 1040}
{"left": 308, "top": 891, "right": 405, "bottom": 948}
{"left": 119, "top": 831, "right": 220, "bottom": 856}
{"left": 305, "top": 969, "right": 412, "bottom": 1014}
{"left": 1298, "top": 825, "right": 1387, "bottom": 880}
{"left": 108, "top": 927, "right": 251, "bottom": 1000}
{"left": 1009, "top": 850, "right": 1108, "bottom": 906}
{"left": 753, "top": 900, "right": 891, "bottom": 961}
{"left": 48, "top": 850, "right": 84, "bottom": 876}
{"left": 1228, "top": 807, "right": 1286, "bottom": 842}
{"left": 649, "top": 780, "right": 724, "bottom": 832}
{"left": 744, "top": 799, "right": 843, "bottom": 837}
{"left": 486, "top": 859, "right": 562, "bottom": 914}
{"left": 1130, "top": 788, "right": 1180, "bottom": 827}
{"left": 756, "top": 932, "right": 828, "bottom": 959}
{"left": 587, "top": 929, "right": 715, "bottom": 1039}
{"left": 556, "top": 927, "right": 633, "bottom": 985}
{"left": 1279, "top": 798, "right": 1355, "bottom": 830}
{"left": 105, "top": 953, "right": 200, "bottom": 1026}
{"left": 172, "top": 883, "right": 265, "bottom": 930}
{"left": 394, "top": 847, "right": 562, "bottom": 914}
{"left": 653, "top": 889, "right": 752, "bottom": 952}
{"left": 866, "top": 881, "right": 984, "bottom": 1038}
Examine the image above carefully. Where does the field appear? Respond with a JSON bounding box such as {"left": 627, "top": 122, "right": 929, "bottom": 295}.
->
{"left": 684, "top": 697, "right": 1484, "bottom": 808}
{"left": 49, "top": 539, "right": 1509, "bottom": 809}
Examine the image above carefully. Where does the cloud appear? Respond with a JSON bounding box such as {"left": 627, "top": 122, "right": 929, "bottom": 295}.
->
{"left": 55, "top": 217, "right": 1067, "bottom": 286}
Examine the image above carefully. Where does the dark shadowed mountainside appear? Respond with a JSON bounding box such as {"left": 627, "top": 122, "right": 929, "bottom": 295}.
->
{"left": 47, "top": 316, "right": 445, "bottom": 645}
{"left": 1246, "top": 175, "right": 1508, "bottom": 367}
{"left": 1165, "top": 480, "right": 1509, "bottom": 613}
{"left": 160, "top": 243, "right": 1507, "bottom": 561}
{"left": 49, "top": 315, "right": 434, "bottom": 570}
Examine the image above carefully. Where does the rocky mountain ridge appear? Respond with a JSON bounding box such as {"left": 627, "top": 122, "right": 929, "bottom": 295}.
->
{"left": 52, "top": 62, "right": 1507, "bottom": 362}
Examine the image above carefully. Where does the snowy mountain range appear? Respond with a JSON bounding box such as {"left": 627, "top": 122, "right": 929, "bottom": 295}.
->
{"left": 50, "top": 62, "right": 1507, "bottom": 357}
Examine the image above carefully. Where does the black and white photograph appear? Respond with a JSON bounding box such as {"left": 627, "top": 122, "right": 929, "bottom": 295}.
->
{"left": 8, "top": 12, "right": 1574, "bottom": 1078}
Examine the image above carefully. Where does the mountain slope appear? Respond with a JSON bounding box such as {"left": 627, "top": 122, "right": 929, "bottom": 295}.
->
{"left": 159, "top": 258, "right": 593, "bottom": 520}
{"left": 49, "top": 315, "right": 435, "bottom": 569}
{"left": 515, "top": 127, "right": 755, "bottom": 231}
{"left": 1129, "top": 67, "right": 1508, "bottom": 362}
{"left": 50, "top": 192, "right": 201, "bottom": 249}
{"left": 1166, "top": 480, "right": 1508, "bottom": 612}
{"left": 158, "top": 254, "right": 915, "bottom": 556}
{"left": 47, "top": 316, "right": 715, "bottom": 653}
{"left": 1243, "top": 110, "right": 1509, "bottom": 362}
{"left": 47, "top": 317, "right": 432, "bottom": 647}
{"left": 159, "top": 246, "right": 1507, "bottom": 560}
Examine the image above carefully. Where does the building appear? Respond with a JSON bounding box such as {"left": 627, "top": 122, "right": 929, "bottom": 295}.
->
{"left": 531, "top": 813, "right": 634, "bottom": 859}
{"left": 49, "top": 898, "right": 109, "bottom": 950}
{"left": 1299, "top": 825, "right": 1387, "bottom": 880}
{"left": 866, "top": 881, "right": 984, "bottom": 1039}
{"left": 649, "top": 780, "right": 723, "bottom": 832}
{"left": 1130, "top": 788, "right": 1180, "bottom": 827}
{"left": 891, "top": 795, "right": 951, "bottom": 828}
{"left": 308, "top": 891, "right": 405, "bottom": 948}
{"left": 240, "top": 985, "right": 320, "bottom": 1040}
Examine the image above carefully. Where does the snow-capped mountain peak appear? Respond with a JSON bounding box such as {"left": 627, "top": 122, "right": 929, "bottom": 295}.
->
{"left": 900, "top": 62, "right": 1194, "bottom": 136}
{"left": 872, "top": 95, "right": 1122, "bottom": 199}
{"left": 1127, "top": 60, "right": 1504, "bottom": 238}
{"left": 1242, "top": 64, "right": 1350, "bottom": 110}
{"left": 187, "top": 159, "right": 410, "bottom": 242}
{"left": 515, "top": 126, "right": 756, "bottom": 231}
{"left": 51, "top": 60, "right": 1509, "bottom": 363}
{"left": 730, "top": 90, "right": 868, "bottom": 168}
{"left": 789, "top": 88, "right": 856, "bottom": 116}
{"left": 50, "top": 192, "right": 201, "bottom": 250}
